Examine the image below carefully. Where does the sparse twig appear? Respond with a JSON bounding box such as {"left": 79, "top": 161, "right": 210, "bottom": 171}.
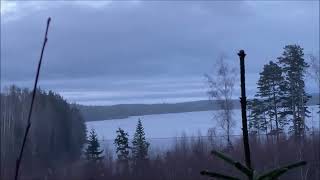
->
{"left": 14, "top": 17, "right": 51, "bottom": 180}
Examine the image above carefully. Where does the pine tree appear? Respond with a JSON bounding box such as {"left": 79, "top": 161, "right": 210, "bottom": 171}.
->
{"left": 132, "top": 119, "right": 150, "bottom": 163}
{"left": 256, "top": 61, "right": 286, "bottom": 135}
{"left": 278, "top": 45, "right": 310, "bottom": 138}
{"left": 248, "top": 98, "right": 268, "bottom": 135}
{"left": 85, "top": 129, "right": 104, "bottom": 162}
{"left": 201, "top": 50, "right": 307, "bottom": 180}
{"left": 114, "top": 128, "right": 130, "bottom": 172}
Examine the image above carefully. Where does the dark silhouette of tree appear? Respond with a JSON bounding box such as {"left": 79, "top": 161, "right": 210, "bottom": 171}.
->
{"left": 1, "top": 86, "right": 86, "bottom": 179}
{"left": 85, "top": 129, "right": 104, "bottom": 162}
{"left": 132, "top": 119, "right": 150, "bottom": 171}
{"left": 201, "top": 50, "right": 306, "bottom": 180}
{"left": 248, "top": 98, "right": 268, "bottom": 135}
{"left": 114, "top": 128, "right": 130, "bottom": 172}
{"left": 256, "top": 61, "right": 286, "bottom": 138}
{"left": 277, "top": 45, "right": 310, "bottom": 138}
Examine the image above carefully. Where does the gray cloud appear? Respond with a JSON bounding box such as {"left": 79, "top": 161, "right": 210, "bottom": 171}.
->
{"left": 1, "top": 1, "right": 319, "bottom": 104}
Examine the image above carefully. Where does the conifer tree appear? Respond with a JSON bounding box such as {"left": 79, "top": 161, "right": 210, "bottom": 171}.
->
{"left": 114, "top": 128, "right": 130, "bottom": 172}
{"left": 277, "top": 45, "right": 310, "bottom": 138}
{"left": 256, "top": 61, "right": 286, "bottom": 135}
{"left": 132, "top": 119, "right": 150, "bottom": 163}
{"left": 248, "top": 98, "right": 268, "bottom": 135}
{"left": 201, "top": 49, "right": 306, "bottom": 180}
{"left": 114, "top": 128, "right": 130, "bottom": 161}
{"left": 85, "top": 129, "right": 104, "bottom": 162}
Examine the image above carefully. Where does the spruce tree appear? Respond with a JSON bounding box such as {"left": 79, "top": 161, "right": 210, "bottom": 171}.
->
{"left": 132, "top": 119, "right": 150, "bottom": 163}
{"left": 114, "top": 128, "right": 130, "bottom": 172}
{"left": 114, "top": 128, "right": 130, "bottom": 160}
{"left": 256, "top": 61, "right": 286, "bottom": 135}
{"left": 85, "top": 128, "right": 104, "bottom": 162}
{"left": 277, "top": 45, "right": 310, "bottom": 138}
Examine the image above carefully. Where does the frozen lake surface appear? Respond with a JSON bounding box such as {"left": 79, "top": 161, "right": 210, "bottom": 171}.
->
{"left": 86, "top": 110, "right": 241, "bottom": 140}
{"left": 86, "top": 106, "right": 320, "bottom": 154}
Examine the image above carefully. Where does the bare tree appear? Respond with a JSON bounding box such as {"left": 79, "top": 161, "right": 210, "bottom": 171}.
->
{"left": 205, "top": 55, "right": 237, "bottom": 147}
{"left": 308, "top": 54, "right": 320, "bottom": 86}
{"left": 308, "top": 54, "right": 320, "bottom": 115}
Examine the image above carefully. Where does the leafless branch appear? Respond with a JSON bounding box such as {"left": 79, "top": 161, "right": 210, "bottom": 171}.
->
{"left": 14, "top": 17, "right": 51, "bottom": 180}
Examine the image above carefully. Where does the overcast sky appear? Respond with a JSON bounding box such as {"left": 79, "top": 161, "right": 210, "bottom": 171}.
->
{"left": 1, "top": 1, "right": 319, "bottom": 105}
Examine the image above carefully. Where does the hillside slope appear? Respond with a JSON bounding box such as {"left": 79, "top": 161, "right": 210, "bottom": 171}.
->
{"left": 79, "top": 93, "right": 319, "bottom": 121}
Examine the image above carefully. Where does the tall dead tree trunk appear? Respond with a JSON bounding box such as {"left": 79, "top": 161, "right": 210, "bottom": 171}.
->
{"left": 238, "top": 50, "right": 252, "bottom": 172}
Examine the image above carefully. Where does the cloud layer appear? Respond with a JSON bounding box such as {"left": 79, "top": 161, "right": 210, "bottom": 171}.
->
{"left": 1, "top": 1, "right": 319, "bottom": 105}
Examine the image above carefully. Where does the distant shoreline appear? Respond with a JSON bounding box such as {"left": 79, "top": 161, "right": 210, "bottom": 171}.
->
{"left": 78, "top": 94, "right": 319, "bottom": 121}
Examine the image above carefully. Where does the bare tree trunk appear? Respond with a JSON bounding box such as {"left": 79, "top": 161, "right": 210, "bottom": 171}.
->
{"left": 238, "top": 50, "right": 252, "bottom": 173}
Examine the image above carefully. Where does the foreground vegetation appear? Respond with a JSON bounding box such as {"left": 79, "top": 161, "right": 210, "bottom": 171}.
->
{"left": 9, "top": 133, "right": 318, "bottom": 180}
{"left": 0, "top": 86, "right": 86, "bottom": 180}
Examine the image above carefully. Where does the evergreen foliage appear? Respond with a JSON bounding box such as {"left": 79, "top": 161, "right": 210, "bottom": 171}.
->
{"left": 277, "top": 45, "right": 310, "bottom": 137}
{"left": 201, "top": 48, "right": 307, "bottom": 180}
{"left": 1, "top": 85, "right": 86, "bottom": 177}
{"left": 132, "top": 119, "right": 150, "bottom": 162}
{"left": 85, "top": 129, "right": 104, "bottom": 162}
{"left": 114, "top": 128, "right": 130, "bottom": 161}
{"left": 248, "top": 98, "right": 267, "bottom": 134}
{"left": 248, "top": 45, "right": 312, "bottom": 138}
{"left": 256, "top": 61, "right": 286, "bottom": 134}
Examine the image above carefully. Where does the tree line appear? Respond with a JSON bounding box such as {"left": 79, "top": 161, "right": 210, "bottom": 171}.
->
{"left": 247, "top": 45, "right": 319, "bottom": 140}
{"left": 78, "top": 100, "right": 241, "bottom": 121}
{"left": 206, "top": 44, "right": 319, "bottom": 145}
{"left": 85, "top": 119, "right": 150, "bottom": 178}
{"left": 59, "top": 128, "right": 319, "bottom": 180}
{"left": 0, "top": 86, "right": 86, "bottom": 179}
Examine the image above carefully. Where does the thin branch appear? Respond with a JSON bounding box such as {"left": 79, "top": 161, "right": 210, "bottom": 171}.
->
{"left": 14, "top": 17, "right": 51, "bottom": 180}
{"left": 211, "top": 150, "right": 253, "bottom": 177}
{"left": 258, "top": 161, "right": 307, "bottom": 180}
